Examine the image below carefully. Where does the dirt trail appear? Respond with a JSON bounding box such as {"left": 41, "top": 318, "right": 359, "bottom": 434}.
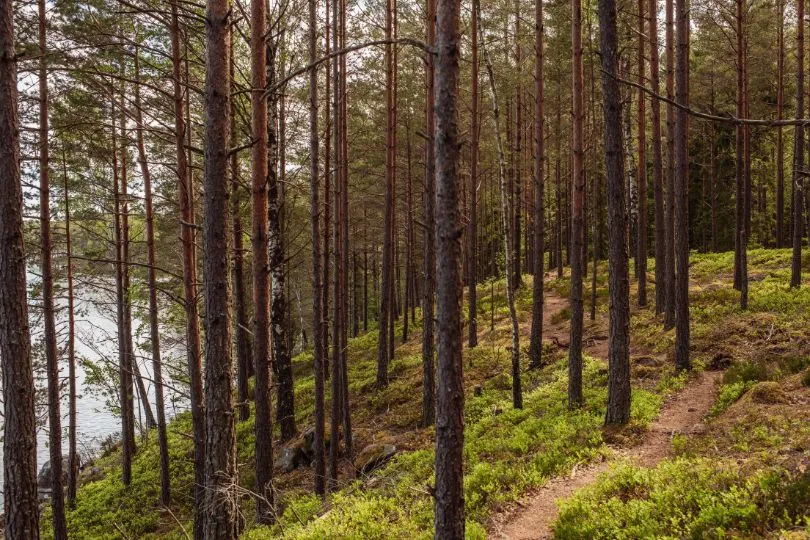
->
{"left": 489, "top": 369, "right": 722, "bottom": 539}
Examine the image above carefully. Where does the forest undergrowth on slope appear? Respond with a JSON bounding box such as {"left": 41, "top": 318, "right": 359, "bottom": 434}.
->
{"left": 42, "top": 248, "right": 810, "bottom": 539}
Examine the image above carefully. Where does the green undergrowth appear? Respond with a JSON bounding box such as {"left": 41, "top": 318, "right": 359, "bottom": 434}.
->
{"left": 552, "top": 249, "right": 810, "bottom": 539}
{"left": 554, "top": 458, "right": 810, "bottom": 539}
{"left": 245, "top": 356, "right": 664, "bottom": 539}
{"left": 49, "top": 249, "right": 804, "bottom": 539}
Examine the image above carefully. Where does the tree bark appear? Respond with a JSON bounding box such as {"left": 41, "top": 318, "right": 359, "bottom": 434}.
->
{"left": 674, "top": 0, "right": 691, "bottom": 371}
{"left": 377, "top": 0, "right": 396, "bottom": 387}
{"left": 663, "top": 0, "right": 676, "bottom": 328}
{"left": 37, "top": 6, "right": 68, "bottom": 535}
{"left": 481, "top": 0, "right": 523, "bottom": 410}
{"left": 202, "top": 0, "right": 238, "bottom": 533}
{"left": 433, "top": 0, "right": 464, "bottom": 534}
{"left": 529, "top": 0, "right": 545, "bottom": 369}
{"left": 468, "top": 0, "right": 480, "bottom": 349}
{"left": 0, "top": 1, "right": 40, "bottom": 532}
{"left": 323, "top": 3, "right": 332, "bottom": 383}
{"left": 405, "top": 124, "right": 414, "bottom": 343}
{"left": 422, "top": 0, "right": 437, "bottom": 427}
{"left": 308, "top": 0, "right": 327, "bottom": 496}
{"left": 636, "top": 0, "right": 647, "bottom": 307}
{"left": 776, "top": 0, "right": 785, "bottom": 248}
{"left": 134, "top": 41, "right": 170, "bottom": 507}
{"left": 169, "top": 6, "right": 205, "bottom": 534}
{"left": 231, "top": 35, "right": 251, "bottom": 424}
{"left": 268, "top": 39, "right": 296, "bottom": 443}
{"left": 513, "top": 0, "right": 523, "bottom": 290}
{"left": 733, "top": 0, "right": 744, "bottom": 291}
{"left": 63, "top": 154, "right": 79, "bottom": 510}
{"left": 111, "top": 95, "right": 136, "bottom": 487}
{"left": 117, "top": 77, "right": 157, "bottom": 433}
{"left": 792, "top": 0, "right": 804, "bottom": 288}
{"left": 555, "top": 97, "right": 563, "bottom": 278}
{"left": 339, "top": 0, "right": 353, "bottom": 459}
{"left": 251, "top": 0, "right": 274, "bottom": 522}
{"left": 569, "top": 0, "right": 585, "bottom": 408}
{"left": 598, "top": 0, "right": 631, "bottom": 425}
{"left": 330, "top": 0, "right": 343, "bottom": 486}
{"left": 650, "top": 0, "right": 665, "bottom": 313}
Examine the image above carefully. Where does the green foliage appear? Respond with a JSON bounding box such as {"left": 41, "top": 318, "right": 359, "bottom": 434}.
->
{"left": 723, "top": 361, "right": 771, "bottom": 385}
{"left": 259, "top": 357, "right": 661, "bottom": 538}
{"left": 42, "top": 413, "right": 197, "bottom": 539}
{"left": 710, "top": 381, "right": 751, "bottom": 416}
{"left": 63, "top": 251, "right": 810, "bottom": 539}
{"left": 554, "top": 459, "right": 810, "bottom": 539}
{"left": 777, "top": 356, "right": 810, "bottom": 376}
{"left": 550, "top": 306, "right": 571, "bottom": 324}
{"left": 655, "top": 369, "right": 691, "bottom": 395}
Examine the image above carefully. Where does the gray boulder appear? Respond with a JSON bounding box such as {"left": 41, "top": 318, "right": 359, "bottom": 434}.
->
{"left": 274, "top": 445, "right": 310, "bottom": 473}
{"left": 38, "top": 457, "right": 69, "bottom": 490}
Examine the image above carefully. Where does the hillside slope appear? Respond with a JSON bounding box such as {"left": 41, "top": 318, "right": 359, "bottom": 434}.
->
{"left": 43, "top": 249, "right": 810, "bottom": 539}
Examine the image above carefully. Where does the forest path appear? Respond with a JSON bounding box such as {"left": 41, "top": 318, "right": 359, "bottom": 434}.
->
{"left": 489, "top": 368, "right": 722, "bottom": 539}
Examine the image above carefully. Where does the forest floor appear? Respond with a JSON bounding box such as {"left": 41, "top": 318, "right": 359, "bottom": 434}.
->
{"left": 44, "top": 249, "right": 810, "bottom": 539}
{"left": 490, "top": 369, "right": 722, "bottom": 539}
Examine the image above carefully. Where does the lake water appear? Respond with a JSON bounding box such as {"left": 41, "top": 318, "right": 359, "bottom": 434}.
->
{"left": 0, "top": 272, "right": 188, "bottom": 507}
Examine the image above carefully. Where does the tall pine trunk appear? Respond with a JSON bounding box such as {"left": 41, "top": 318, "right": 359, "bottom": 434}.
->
{"left": 308, "top": 0, "right": 327, "bottom": 496}
{"left": 468, "top": 1, "right": 479, "bottom": 349}
{"left": 776, "top": 0, "right": 785, "bottom": 248}
{"left": 169, "top": 5, "right": 205, "bottom": 533}
{"left": 529, "top": 0, "right": 545, "bottom": 369}
{"left": 513, "top": 0, "right": 523, "bottom": 289}
{"left": 433, "top": 0, "right": 464, "bottom": 534}
{"left": 422, "top": 0, "right": 437, "bottom": 427}
{"left": 231, "top": 37, "right": 252, "bottom": 424}
{"left": 111, "top": 95, "right": 135, "bottom": 487}
{"left": 268, "top": 38, "right": 296, "bottom": 443}
{"left": 733, "top": 0, "right": 744, "bottom": 292}
{"left": 251, "top": 0, "right": 274, "bottom": 522}
{"left": 134, "top": 42, "right": 170, "bottom": 507}
{"left": 663, "top": 0, "right": 676, "bottom": 327}
{"left": 481, "top": 0, "right": 523, "bottom": 410}
{"left": 635, "top": 0, "right": 647, "bottom": 307}
{"left": 569, "top": 0, "right": 586, "bottom": 408}
{"left": 792, "top": 0, "right": 804, "bottom": 288}
{"left": 339, "top": 0, "right": 353, "bottom": 458}
{"left": 674, "top": 0, "right": 691, "bottom": 371}
{"left": 37, "top": 5, "right": 68, "bottom": 535}
{"left": 0, "top": 0, "right": 40, "bottom": 531}
{"left": 330, "top": 0, "right": 343, "bottom": 486}
{"left": 63, "top": 155, "right": 79, "bottom": 509}
{"left": 599, "top": 0, "right": 631, "bottom": 425}
{"left": 377, "top": 0, "right": 396, "bottom": 387}
{"left": 117, "top": 77, "right": 156, "bottom": 432}
{"left": 649, "top": 0, "right": 665, "bottom": 313}
{"left": 202, "top": 0, "right": 238, "bottom": 533}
